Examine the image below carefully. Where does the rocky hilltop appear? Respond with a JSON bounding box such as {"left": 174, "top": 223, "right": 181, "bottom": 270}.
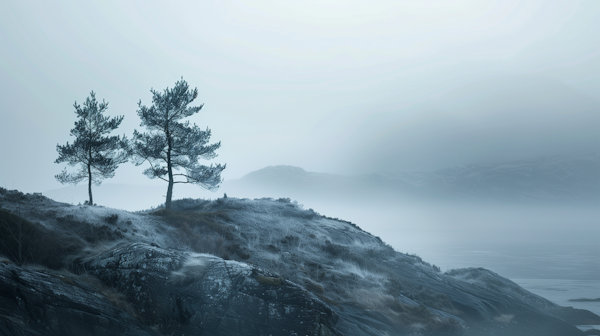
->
{"left": 0, "top": 188, "right": 598, "bottom": 335}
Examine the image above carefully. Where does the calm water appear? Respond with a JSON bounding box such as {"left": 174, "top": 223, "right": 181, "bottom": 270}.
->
{"left": 319, "top": 199, "right": 600, "bottom": 332}
{"left": 514, "top": 278, "right": 600, "bottom": 332}
{"left": 316, "top": 201, "right": 600, "bottom": 280}
{"left": 417, "top": 242, "right": 600, "bottom": 280}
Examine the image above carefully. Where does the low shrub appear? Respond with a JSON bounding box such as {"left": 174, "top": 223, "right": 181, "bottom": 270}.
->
{"left": 104, "top": 214, "right": 119, "bottom": 224}
{"left": 257, "top": 275, "right": 282, "bottom": 286}
{"left": 322, "top": 240, "right": 350, "bottom": 258}
{"left": 224, "top": 243, "right": 250, "bottom": 259}
{"left": 152, "top": 209, "right": 233, "bottom": 239}
{"left": 0, "top": 209, "right": 84, "bottom": 268}
{"left": 168, "top": 198, "right": 212, "bottom": 212}
{"left": 2, "top": 189, "right": 27, "bottom": 202}
{"left": 282, "top": 207, "right": 319, "bottom": 220}
{"left": 152, "top": 209, "right": 250, "bottom": 260}
{"left": 56, "top": 214, "right": 124, "bottom": 243}
{"left": 303, "top": 278, "right": 324, "bottom": 294}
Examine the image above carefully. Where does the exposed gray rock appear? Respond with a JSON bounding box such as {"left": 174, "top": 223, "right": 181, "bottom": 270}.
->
{"left": 1, "top": 189, "right": 598, "bottom": 335}
{"left": 84, "top": 243, "right": 341, "bottom": 336}
{"left": 0, "top": 262, "right": 155, "bottom": 336}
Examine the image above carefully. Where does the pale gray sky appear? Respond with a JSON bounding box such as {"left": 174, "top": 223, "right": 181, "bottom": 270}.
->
{"left": 1, "top": 0, "right": 599, "bottom": 193}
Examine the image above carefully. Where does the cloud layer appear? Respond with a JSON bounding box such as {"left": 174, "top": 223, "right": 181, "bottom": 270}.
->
{"left": 0, "top": 0, "right": 599, "bottom": 192}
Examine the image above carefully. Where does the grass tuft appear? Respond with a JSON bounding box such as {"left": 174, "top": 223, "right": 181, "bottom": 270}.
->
{"left": 0, "top": 209, "right": 84, "bottom": 268}
{"left": 257, "top": 275, "right": 283, "bottom": 286}
{"left": 152, "top": 209, "right": 233, "bottom": 239}
{"left": 304, "top": 278, "right": 325, "bottom": 294}
{"left": 104, "top": 214, "right": 119, "bottom": 224}
{"left": 152, "top": 209, "right": 250, "bottom": 260}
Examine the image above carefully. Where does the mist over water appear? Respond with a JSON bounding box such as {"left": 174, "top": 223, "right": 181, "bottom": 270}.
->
{"left": 315, "top": 200, "right": 600, "bottom": 281}
{"left": 44, "top": 158, "right": 600, "bottom": 282}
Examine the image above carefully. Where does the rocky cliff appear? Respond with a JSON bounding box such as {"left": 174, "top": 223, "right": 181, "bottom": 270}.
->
{"left": 0, "top": 187, "right": 597, "bottom": 335}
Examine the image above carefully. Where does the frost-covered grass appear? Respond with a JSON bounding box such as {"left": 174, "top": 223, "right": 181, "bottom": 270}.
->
{"left": 445, "top": 267, "right": 559, "bottom": 311}
{"left": 0, "top": 189, "right": 462, "bottom": 332}
{"left": 494, "top": 314, "right": 515, "bottom": 323}
{"left": 149, "top": 208, "right": 250, "bottom": 260}
{"left": 0, "top": 188, "right": 177, "bottom": 271}
{"left": 164, "top": 196, "right": 462, "bottom": 332}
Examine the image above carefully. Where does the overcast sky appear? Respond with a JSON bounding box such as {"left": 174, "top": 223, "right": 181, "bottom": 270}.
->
{"left": 1, "top": 0, "right": 599, "bottom": 193}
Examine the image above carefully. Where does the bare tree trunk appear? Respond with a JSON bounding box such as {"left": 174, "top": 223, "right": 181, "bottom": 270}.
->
{"left": 88, "top": 163, "right": 93, "bottom": 205}
{"left": 165, "top": 135, "right": 173, "bottom": 209}
{"left": 166, "top": 174, "right": 173, "bottom": 209}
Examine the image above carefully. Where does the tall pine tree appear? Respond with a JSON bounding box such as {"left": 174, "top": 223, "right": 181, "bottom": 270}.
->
{"left": 131, "top": 78, "right": 225, "bottom": 209}
{"left": 55, "top": 91, "right": 128, "bottom": 205}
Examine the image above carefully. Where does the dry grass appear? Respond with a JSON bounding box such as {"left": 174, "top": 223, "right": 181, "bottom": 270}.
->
{"left": 0, "top": 209, "right": 85, "bottom": 268}
{"left": 257, "top": 275, "right": 283, "bottom": 286}
{"left": 152, "top": 209, "right": 233, "bottom": 239}
{"left": 151, "top": 209, "right": 250, "bottom": 260}
{"left": 304, "top": 278, "right": 325, "bottom": 294}
{"left": 75, "top": 273, "right": 139, "bottom": 319}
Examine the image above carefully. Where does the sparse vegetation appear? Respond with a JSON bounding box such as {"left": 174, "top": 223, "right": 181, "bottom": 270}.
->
{"left": 56, "top": 214, "right": 124, "bottom": 243}
{"left": 151, "top": 208, "right": 250, "bottom": 259}
{"left": 0, "top": 193, "right": 489, "bottom": 334}
{"left": 104, "top": 214, "right": 119, "bottom": 224}
{"left": 304, "top": 278, "right": 325, "bottom": 294}
{"left": 163, "top": 197, "right": 466, "bottom": 332}
{"left": 164, "top": 196, "right": 464, "bottom": 330}
{"left": 257, "top": 275, "right": 283, "bottom": 286}
{"left": 0, "top": 191, "right": 467, "bottom": 333}
{"left": 0, "top": 209, "right": 84, "bottom": 268}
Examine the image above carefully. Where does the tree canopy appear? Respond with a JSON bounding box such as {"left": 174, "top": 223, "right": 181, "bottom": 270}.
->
{"left": 130, "top": 78, "right": 226, "bottom": 209}
{"left": 55, "top": 91, "right": 128, "bottom": 205}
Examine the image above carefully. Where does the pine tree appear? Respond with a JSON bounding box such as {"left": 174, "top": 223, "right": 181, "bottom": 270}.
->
{"left": 55, "top": 91, "right": 128, "bottom": 205}
{"left": 131, "top": 78, "right": 226, "bottom": 209}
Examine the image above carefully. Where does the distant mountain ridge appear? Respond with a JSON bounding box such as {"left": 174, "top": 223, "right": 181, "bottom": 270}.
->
{"left": 384, "top": 152, "right": 600, "bottom": 202}
{"left": 225, "top": 153, "right": 600, "bottom": 204}
{"left": 43, "top": 153, "right": 600, "bottom": 211}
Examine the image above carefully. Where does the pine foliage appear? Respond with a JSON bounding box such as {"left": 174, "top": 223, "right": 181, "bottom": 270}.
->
{"left": 131, "top": 78, "right": 225, "bottom": 208}
{"left": 55, "top": 91, "right": 128, "bottom": 205}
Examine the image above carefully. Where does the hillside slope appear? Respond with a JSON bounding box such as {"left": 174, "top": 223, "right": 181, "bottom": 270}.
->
{"left": 0, "top": 188, "right": 597, "bottom": 335}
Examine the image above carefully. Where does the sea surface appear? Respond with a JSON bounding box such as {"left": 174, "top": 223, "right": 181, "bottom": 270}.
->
{"left": 514, "top": 278, "right": 600, "bottom": 332}
{"left": 317, "top": 200, "right": 600, "bottom": 331}
{"left": 315, "top": 201, "right": 600, "bottom": 279}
